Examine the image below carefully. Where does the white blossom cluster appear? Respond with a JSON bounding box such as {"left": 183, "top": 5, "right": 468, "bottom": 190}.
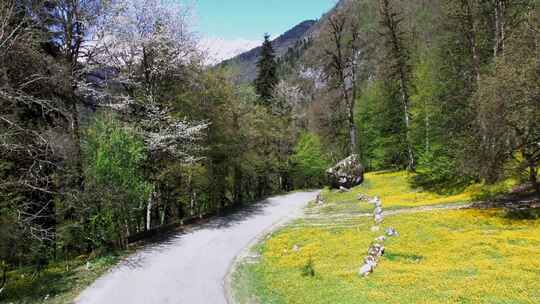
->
{"left": 141, "top": 101, "right": 208, "bottom": 160}
{"left": 88, "top": 0, "right": 199, "bottom": 84}
{"left": 272, "top": 80, "right": 308, "bottom": 117}
{"left": 299, "top": 66, "right": 327, "bottom": 90}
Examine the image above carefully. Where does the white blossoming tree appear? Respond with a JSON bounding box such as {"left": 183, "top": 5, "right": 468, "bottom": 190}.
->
{"left": 87, "top": 0, "right": 199, "bottom": 98}
{"left": 84, "top": 0, "right": 208, "bottom": 230}
{"left": 272, "top": 80, "right": 308, "bottom": 118}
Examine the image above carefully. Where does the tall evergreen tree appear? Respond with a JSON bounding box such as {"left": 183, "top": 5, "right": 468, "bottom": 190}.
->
{"left": 254, "top": 34, "right": 278, "bottom": 104}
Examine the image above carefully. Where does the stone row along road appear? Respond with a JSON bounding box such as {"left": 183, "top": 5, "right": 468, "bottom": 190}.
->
{"left": 75, "top": 191, "right": 319, "bottom": 304}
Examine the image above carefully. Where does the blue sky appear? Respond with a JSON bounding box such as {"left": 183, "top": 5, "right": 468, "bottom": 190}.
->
{"left": 194, "top": 0, "right": 337, "bottom": 63}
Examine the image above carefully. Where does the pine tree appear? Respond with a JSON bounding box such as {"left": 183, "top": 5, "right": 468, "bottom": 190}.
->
{"left": 254, "top": 34, "right": 278, "bottom": 104}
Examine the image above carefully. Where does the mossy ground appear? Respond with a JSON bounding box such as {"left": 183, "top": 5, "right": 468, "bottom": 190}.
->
{"left": 1, "top": 254, "right": 122, "bottom": 304}
{"left": 234, "top": 171, "right": 540, "bottom": 304}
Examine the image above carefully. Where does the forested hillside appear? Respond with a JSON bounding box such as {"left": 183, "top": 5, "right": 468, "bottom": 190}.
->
{"left": 0, "top": 0, "right": 539, "bottom": 302}
{"left": 274, "top": 0, "right": 539, "bottom": 190}
{"left": 221, "top": 19, "right": 317, "bottom": 83}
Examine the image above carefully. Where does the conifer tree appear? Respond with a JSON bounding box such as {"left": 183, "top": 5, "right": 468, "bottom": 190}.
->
{"left": 254, "top": 34, "right": 278, "bottom": 104}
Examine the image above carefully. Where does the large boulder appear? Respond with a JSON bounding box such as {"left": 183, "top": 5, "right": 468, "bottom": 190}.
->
{"left": 326, "top": 154, "right": 364, "bottom": 189}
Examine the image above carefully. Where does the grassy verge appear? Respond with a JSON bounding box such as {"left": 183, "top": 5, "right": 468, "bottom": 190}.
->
{"left": 1, "top": 253, "right": 123, "bottom": 304}
{"left": 234, "top": 171, "right": 540, "bottom": 304}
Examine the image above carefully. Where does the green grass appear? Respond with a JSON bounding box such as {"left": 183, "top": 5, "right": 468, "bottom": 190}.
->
{"left": 1, "top": 254, "right": 122, "bottom": 304}
{"left": 234, "top": 171, "right": 540, "bottom": 304}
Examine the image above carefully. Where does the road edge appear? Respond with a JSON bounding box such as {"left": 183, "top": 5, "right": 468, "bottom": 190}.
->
{"left": 223, "top": 191, "right": 320, "bottom": 304}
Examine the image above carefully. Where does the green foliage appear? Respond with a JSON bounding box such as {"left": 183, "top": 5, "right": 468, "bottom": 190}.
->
{"left": 86, "top": 115, "right": 152, "bottom": 247}
{"left": 411, "top": 149, "right": 473, "bottom": 194}
{"left": 505, "top": 208, "right": 540, "bottom": 220}
{"left": 410, "top": 48, "right": 442, "bottom": 157}
{"left": 58, "top": 115, "right": 152, "bottom": 252}
{"left": 356, "top": 80, "right": 408, "bottom": 170}
{"left": 472, "top": 179, "right": 518, "bottom": 202}
{"left": 290, "top": 132, "right": 331, "bottom": 188}
{"left": 173, "top": 68, "right": 294, "bottom": 208}
{"left": 84, "top": 115, "right": 151, "bottom": 203}
{"left": 254, "top": 34, "right": 279, "bottom": 104}
{"left": 301, "top": 257, "right": 315, "bottom": 277}
{"left": 352, "top": 0, "right": 537, "bottom": 189}
{"left": 407, "top": 50, "right": 474, "bottom": 191}
{"left": 471, "top": 35, "right": 540, "bottom": 187}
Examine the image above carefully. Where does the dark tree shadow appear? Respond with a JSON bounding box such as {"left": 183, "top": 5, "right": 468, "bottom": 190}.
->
{"left": 118, "top": 198, "right": 277, "bottom": 269}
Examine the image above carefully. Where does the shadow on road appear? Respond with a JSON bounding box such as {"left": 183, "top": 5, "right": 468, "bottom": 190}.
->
{"left": 119, "top": 198, "right": 276, "bottom": 269}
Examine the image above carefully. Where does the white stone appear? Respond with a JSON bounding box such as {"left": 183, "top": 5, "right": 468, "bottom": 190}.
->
{"left": 364, "top": 255, "right": 377, "bottom": 265}
{"left": 375, "top": 236, "right": 386, "bottom": 243}
{"left": 358, "top": 194, "right": 370, "bottom": 201}
{"left": 358, "top": 263, "right": 373, "bottom": 277}
{"left": 386, "top": 227, "right": 399, "bottom": 237}
{"left": 368, "top": 244, "right": 385, "bottom": 257}
{"left": 374, "top": 213, "right": 384, "bottom": 224}
{"left": 339, "top": 186, "right": 351, "bottom": 192}
{"left": 368, "top": 196, "right": 380, "bottom": 204}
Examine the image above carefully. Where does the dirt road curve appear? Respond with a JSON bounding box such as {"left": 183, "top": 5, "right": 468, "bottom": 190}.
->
{"left": 75, "top": 191, "right": 318, "bottom": 304}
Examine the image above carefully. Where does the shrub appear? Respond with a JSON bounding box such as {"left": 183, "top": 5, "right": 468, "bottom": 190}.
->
{"left": 301, "top": 257, "right": 315, "bottom": 277}
{"left": 290, "top": 133, "right": 331, "bottom": 188}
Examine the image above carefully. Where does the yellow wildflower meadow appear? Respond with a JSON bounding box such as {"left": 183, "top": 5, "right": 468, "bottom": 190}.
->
{"left": 237, "top": 171, "right": 540, "bottom": 304}
{"left": 313, "top": 171, "right": 483, "bottom": 215}
{"left": 250, "top": 211, "right": 540, "bottom": 303}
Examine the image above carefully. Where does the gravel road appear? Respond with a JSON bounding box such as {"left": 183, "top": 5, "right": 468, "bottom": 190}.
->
{"left": 75, "top": 191, "right": 318, "bottom": 304}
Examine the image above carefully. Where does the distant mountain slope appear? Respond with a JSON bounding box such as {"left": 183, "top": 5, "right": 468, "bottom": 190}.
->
{"left": 221, "top": 20, "right": 317, "bottom": 83}
{"left": 220, "top": 0, "right": 350, "bottom": 83}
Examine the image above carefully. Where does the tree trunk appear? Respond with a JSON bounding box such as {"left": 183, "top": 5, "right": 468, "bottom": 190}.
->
{"left": 462, "top": 0, "right": 482, "bottom": 82}
{"left": 379, "top": 0, "right": 415, "bottom": 171}
{"left": 398, "top": 74, "right": 415, "bottom": 171}
{"left": 233, "top": 166, "right": 243, "bottom": 204}
{"left": 146, "top": 190, "right": 154, "bottom": 231}
{"left": 187, "top": 168, "right": 195, "bottom": 216}
{"left": 63, "top": 2, "right": 85, "bottom": 192}
{"left": 327, "top": 13, "right": 360, "bottom": 156}
{"left": 69, "top": 96, "right": 84, "bottom": 190}
{"left": 425, "top": 101, "right": 430, "bottom": 153}
{"left": 348, "top": 99, "right": 358, "bottom": 155}
{"left": 280, "top": 171, "right": 292, "bottom": 192}
{"left": 0, "top": 264, "right": 6, "bottom": 295}
{"left": 493, "top": 0, "right": 506, "bottom": 58}
{"left": 190, "top": 191, "right": 196, "bottom": 217}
